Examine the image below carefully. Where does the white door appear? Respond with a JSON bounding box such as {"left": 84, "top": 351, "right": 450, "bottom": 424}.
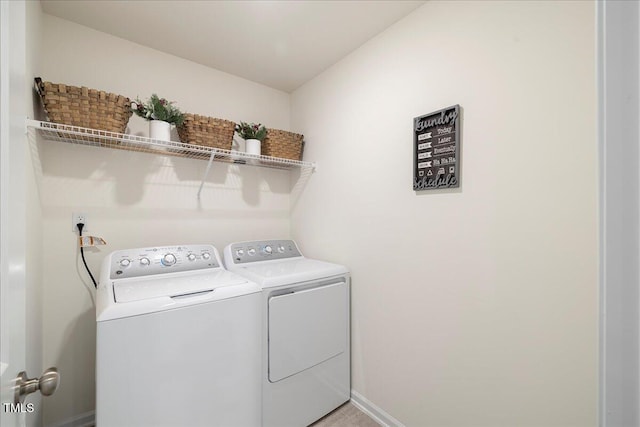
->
{"left": 1, "top": 1, "right": 30, "bottom": 425}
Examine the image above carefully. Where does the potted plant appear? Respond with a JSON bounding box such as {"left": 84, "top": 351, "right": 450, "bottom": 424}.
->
{"left": 235, "top": 122, "right": 267, "bottom": 156}
{"left": 132, "top": 94, "right": 185, "bottom": 142}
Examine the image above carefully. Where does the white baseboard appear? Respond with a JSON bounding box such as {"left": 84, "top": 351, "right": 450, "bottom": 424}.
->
{"left": 351, "top": 390, "right": 405, "bottom": 427}
{"left": 45, "top": 410, "right": 94, "bottom": 427}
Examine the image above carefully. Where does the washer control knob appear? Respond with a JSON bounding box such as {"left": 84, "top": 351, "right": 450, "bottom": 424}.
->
{"left": 202, "top": 252, "right": 211, "bottom": 260}
{"left": 277, "top": 245, "right": 285, "bottom": 253}
{"left": 187, "top": 253, "right": 196, "bottom": 261}
{"left": 120, "top": 259, "right": 131, "bottom": 267}
{"left": 139, "top": 257, "right": 150, "bottom": 266}
{"left": 263, "top": 245, "right": 273, "bottom": 255}
{"left": 161, "top": 253, "right": 177, "bottom": 266}
{"left": 247, "top": 248, "right": 256, "bottom": 256}
{"left": 236, "top": 249, "right": 245, "bottom": 257}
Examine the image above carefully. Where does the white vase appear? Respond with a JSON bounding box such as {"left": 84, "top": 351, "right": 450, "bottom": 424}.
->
{"left": 149, "top": 120, "right": 171, "bottom": 141}
{"left": 245, "top": 138, "right": 261, "bottom": 156}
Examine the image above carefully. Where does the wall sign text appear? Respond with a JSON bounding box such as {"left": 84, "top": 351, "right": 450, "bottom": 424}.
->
{"left": 413, "top": 105, "right": 461, "bottom": 191}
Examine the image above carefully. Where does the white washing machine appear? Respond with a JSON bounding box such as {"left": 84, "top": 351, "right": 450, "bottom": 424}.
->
{"left": 96, "top": 244, "right": 262, "bottom": 427}
{"left": 223, "top": 240, "right": 350, "bottom": 427}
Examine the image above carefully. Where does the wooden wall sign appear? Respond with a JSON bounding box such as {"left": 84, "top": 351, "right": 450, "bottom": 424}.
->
{"left": 413, "top": 105, "right": 461, "bottom": 191}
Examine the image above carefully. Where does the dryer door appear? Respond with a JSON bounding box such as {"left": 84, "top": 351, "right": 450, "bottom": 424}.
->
{"left": 268, "top": 280, "right": 347, "bottom": 382}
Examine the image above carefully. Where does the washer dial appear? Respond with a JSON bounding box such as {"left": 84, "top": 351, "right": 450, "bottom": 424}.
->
{"left": 161, "top": 253, "right": 177, "bottom": 266}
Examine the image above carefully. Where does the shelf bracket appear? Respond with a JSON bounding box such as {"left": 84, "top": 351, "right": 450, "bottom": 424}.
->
{"left": 197, "top": 149, "right": 216, "bottom": 200}
{"left": 23, "top": 116, "right": 31, "bottom": 135}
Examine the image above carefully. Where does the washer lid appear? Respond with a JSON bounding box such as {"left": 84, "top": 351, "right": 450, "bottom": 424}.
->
{"left": 113, "top": 269, "right": 247, "bottom": 303}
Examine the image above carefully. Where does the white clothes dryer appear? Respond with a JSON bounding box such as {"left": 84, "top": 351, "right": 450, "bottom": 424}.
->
{"left": 223, "top": 240, "right": 350, "bottom": 427}
{"left": 96, "top": 244, "right": 261, "bottom": 427}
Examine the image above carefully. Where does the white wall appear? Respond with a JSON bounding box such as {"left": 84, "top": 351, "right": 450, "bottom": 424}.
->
{"left": 38, "top": 14, "right": 293, "bottom": 426}
{"left": 291, "top": 1, "right": 597, "bottom": 426}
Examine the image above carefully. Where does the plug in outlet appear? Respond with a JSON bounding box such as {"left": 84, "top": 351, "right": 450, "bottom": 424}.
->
{"left": 72, "top": 212, "right": 88, "bottom": 232}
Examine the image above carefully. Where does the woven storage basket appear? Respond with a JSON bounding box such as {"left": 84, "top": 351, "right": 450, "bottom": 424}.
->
{"left": 263, "top": 129, "right": 304, "bottom": 161}
{"left": 177, "top": 114, "right": 235, "bottom": 151}
{"left": 35, "top": 78, "right": 132, "bottom": 134}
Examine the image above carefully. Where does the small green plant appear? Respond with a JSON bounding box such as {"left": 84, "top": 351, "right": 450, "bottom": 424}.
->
{"left": 235, "top": 122, "right": 267, "bottom": 142}
{"left": 132, "top": 94, "right": 184, "bottom": 126}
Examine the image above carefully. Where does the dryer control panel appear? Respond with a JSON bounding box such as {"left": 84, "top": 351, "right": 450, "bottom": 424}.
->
{"left": 108, "top": 244, "right": 220, "bottom": 279}
{"left": 227, "top": 240, "right": 302, "bottom": 264}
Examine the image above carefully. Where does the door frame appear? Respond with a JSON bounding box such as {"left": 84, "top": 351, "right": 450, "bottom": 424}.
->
{"left": 597, "top": 1, "right": 640, "bottom": 425}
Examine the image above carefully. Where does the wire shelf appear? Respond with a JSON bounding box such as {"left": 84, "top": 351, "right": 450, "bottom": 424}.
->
{"left": 26, "top": 119, "right": 316, "bottom": 171}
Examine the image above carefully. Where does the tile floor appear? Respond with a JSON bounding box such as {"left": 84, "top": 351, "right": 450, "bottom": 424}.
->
{"left": 310, "top": 402, "right": 380, "bottom": 427}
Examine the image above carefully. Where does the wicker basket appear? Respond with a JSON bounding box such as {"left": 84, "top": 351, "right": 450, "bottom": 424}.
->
{"left": 263, "top": 129, "right": 304, "bottom": 161}
{"left": 177, "top": 114, "right": 235, "bottom": 151}
{"left": 35, "top": 78, "right": 132, "bottom": 134}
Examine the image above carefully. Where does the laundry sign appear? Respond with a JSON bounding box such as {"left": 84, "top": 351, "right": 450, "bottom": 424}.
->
{"left": 413, "top": 105, "right": 461, "bottom": 191}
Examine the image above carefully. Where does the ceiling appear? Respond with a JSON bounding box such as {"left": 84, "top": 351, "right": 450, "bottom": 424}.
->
{"left": 41, "top": 0, "right": 426, "bottom": 92}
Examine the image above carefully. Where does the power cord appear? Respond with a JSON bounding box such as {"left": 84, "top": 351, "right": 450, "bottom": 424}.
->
{"left": 77, "top": 223, "right": 97, "bottom": 288}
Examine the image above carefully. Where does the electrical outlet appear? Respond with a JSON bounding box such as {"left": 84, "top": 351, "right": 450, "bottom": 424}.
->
{"left": 72, "top": 212, "right": 88, "bottom": 232}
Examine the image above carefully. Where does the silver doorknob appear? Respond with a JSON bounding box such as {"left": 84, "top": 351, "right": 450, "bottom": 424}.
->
{"left": 14, "top": 367, "right": 60, "bottom": 403}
